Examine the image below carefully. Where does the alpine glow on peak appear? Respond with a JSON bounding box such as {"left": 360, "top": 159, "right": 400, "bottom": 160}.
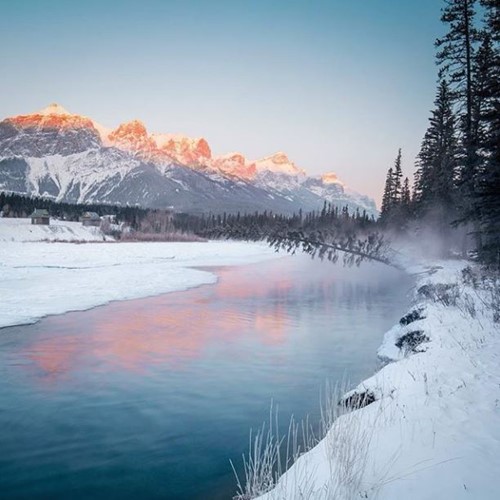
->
{"left": 0, "top": 103, "right": 377, "bottom": 216}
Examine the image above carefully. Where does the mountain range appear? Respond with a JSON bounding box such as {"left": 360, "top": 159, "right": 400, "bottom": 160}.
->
{"left": 0, "top": 103, "right": 377, "bottom": 215}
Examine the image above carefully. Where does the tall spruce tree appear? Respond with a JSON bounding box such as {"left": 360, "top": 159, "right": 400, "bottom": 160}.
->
{"left": 380, "top": 150, "right": 406, "bottom": 228}
{"left": 381, "top": 167, "right": 394, "bottom": 219}
{"left": 474, "top": 0, "right": 500, "bottom": 263}
{"left": 436, "top": 0, "right": 477, "bottom": 138}
{"left": 392, "top": 148, "right": 403, "bottom": 204}
{"left": 471, "top": 34, "right": 494, "bottom": 154}
{"left": 435, "top": 0, "right": 479, "bottom": 226}
{"left": 414, "top": 80, "right": 458, "bottom": 221}
{"left": 401, "top": 177, "right": 411, "bottom": 209}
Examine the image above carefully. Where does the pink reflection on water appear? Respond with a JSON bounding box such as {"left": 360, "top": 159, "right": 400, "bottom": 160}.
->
{"left": 22, "top": 260, "right": 298, "bottom": 382}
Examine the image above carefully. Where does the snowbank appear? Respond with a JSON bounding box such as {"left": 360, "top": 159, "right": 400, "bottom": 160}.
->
{"left": 0, "top": 217, "right": 109, "bottom": 242}
{"left": 0, "top": 239, "right": 279, "bottom": 329}
{"left": 256, "top": 259, "right": 500, "bottom": 499}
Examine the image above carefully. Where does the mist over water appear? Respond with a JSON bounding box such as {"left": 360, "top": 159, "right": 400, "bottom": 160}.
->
{"left": 0, "top": 254, "right": 412, "bottom": 499}
{"left": 387, "top": 211, "right": 474, "bottom": 262}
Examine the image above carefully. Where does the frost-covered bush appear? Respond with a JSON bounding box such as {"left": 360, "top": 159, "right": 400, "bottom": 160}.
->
{"left": 399, "top": 308, "right": 425, "bottom": 326}
{"left": 232, "top": 381, "right": 371, "bottom": 500}
{"left": 459, "top": 266, "right": 500, "bottom": 322}
{"left": 417, "top": 283, "right": 459, "bottom": 306}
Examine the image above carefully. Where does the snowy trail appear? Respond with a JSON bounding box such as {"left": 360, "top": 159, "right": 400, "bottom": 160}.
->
{"left": 0, "top": 238, "right": 279, "bottom": 329}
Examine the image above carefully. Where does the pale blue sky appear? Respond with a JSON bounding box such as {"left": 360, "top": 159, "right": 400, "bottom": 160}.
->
{"left": 0, "top": 0, "right": 444, "bottom": 203}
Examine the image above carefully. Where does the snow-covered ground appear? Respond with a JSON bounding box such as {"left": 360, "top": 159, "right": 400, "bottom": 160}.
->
{"left": 0, "top": 221, "right": 279, "bottom": 328}
{"left": 0, "top": 217, "right": 110, "bottom": 242}
{"left": 256, "top": 259, "right": 500, "bottom": 500}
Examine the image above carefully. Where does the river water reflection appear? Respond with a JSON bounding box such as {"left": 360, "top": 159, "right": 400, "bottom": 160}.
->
{"left": 0, "top": 254, "right": 412, "bottom": 499}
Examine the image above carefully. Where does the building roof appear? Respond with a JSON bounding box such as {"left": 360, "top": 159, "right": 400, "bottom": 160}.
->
{"left": 30, "top": 209, "right": 49, "bottom": 218}
{"left": 81, "top": 211, "right": 101, "bottom": 220}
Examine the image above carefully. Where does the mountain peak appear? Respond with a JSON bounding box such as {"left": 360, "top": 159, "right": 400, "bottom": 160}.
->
{"left": 270, "top": 151, "right": 290, "bottom": 162}
{"left": 6, "top": 103, "right": 98, "bottom": 133}
{"left": 216, "top": 152, "right": 246, "bottom": 161}
{"left": 152, "top": 133, "right": 211, "bottom": 166}
{"left": 321, "top": 172, "right": 344, "bottom": 186}
{"left": 37, "top": 103, "right": 72, "bottom": 116}
{"left": 106, "top": 120, "right": 156, "bottom": 159}
{"left": 210, "top": 152, "right": 256, "bottom": 179}
{"left": 112, "top": 119, "right": 148, "bottom": 135}
{"left": 255, "top": 152, "right": 305, "bottom": 176}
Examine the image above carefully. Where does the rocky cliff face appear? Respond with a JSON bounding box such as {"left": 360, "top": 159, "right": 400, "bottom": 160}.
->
{"left": 0, "top": 104, "right": 377, "bottom": 216}
{"left": 0, "top": 105, "right": 101, "bottom": 158}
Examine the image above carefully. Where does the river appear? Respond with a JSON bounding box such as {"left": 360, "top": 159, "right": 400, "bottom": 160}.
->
{"left": 0, "top": 254, "right": 412, "bottom": 499}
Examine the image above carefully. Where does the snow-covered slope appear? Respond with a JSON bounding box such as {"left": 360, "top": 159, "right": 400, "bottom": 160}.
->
{"left": 0, "top": 217, "right": 109, "bottom": 242}
{"left": 0, "top": 104, "right": 378, "bottom": 216}
{"left": 255, "top": 259, "right": 500, "bottom": 500}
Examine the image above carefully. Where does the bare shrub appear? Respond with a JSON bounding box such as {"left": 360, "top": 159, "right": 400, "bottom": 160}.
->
{"left": 417, "top": 283, "right": 459, "bottom": 306}
{"left": 232, "top": 381, "right": 374, "bottom": 500}
{"left": 458, "top": 266, "right": 500, "bottom": 322}
{"left": 231, "top": 403, "right": 316, "bottom": 500}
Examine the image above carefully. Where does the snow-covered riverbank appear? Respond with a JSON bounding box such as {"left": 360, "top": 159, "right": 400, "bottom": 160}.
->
{"left": 256, "top": 259, "right": 500, "bottom": 500}
{"left": 0, "top": 217, "right": 112, "bottom": 242}
{"left": 0, "top": 235, "right": 279, "bottom": 329}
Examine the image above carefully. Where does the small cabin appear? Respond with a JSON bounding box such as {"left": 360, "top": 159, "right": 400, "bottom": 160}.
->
{"left": 80, "top": 211, "right": 101, "bottom": 227}
{"left": 30, "top": 209, "right": 50, "bottom": 225}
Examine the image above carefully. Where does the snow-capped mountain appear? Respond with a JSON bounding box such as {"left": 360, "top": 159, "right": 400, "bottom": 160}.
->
{"left": 152, "top": 133, "right": 212, "bottom": 168}
{"left": 0, "top": 104, "right": 377, "bottom": 215}
{"left": 210, "top": 153, "right": 257, "bottom": 180}
{"left": 255, "top": 152, "right": 305, "bottom": 177}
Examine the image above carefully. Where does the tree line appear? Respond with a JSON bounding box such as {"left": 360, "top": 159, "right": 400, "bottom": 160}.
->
{"left": 0, "top": 191, "right": 148, "bottom": 229}
{"left": 381, "top": 0, "right": 499, "bottom": 265}
{"left": 1, "top": 191, "right": 376, "bottom": 251}
{"left": 173, "top": 202, "right": 375, "bottom": 238}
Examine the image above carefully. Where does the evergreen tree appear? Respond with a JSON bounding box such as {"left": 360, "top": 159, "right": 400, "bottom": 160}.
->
{"left": 436, "top": 0, "right": 479, "bottom": 226}
{"left": 474, "top": 0, "right": 500, "bottom": 263}
{"left": 380, "top": 150, "right": 407, "bottom": 228}
{"left": 378, "top": 0, "right": 499, "bottom": 263}
{"left": 414, "top": 80, "right": 458, "bottom": 219}
{"left": 380, "top": 167, "right": 394, "bottom": 219}
{"left": 392, "top": 148, "right": 403, "bottom": 204}
{"left": 401, "top": 177, "right": 411, "bottom": 210}
{"left": 436, "top": 0, "right": 477, "bottom": 140}
{"left": 471, "top": 33, "right": 495, "bottom": 154}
